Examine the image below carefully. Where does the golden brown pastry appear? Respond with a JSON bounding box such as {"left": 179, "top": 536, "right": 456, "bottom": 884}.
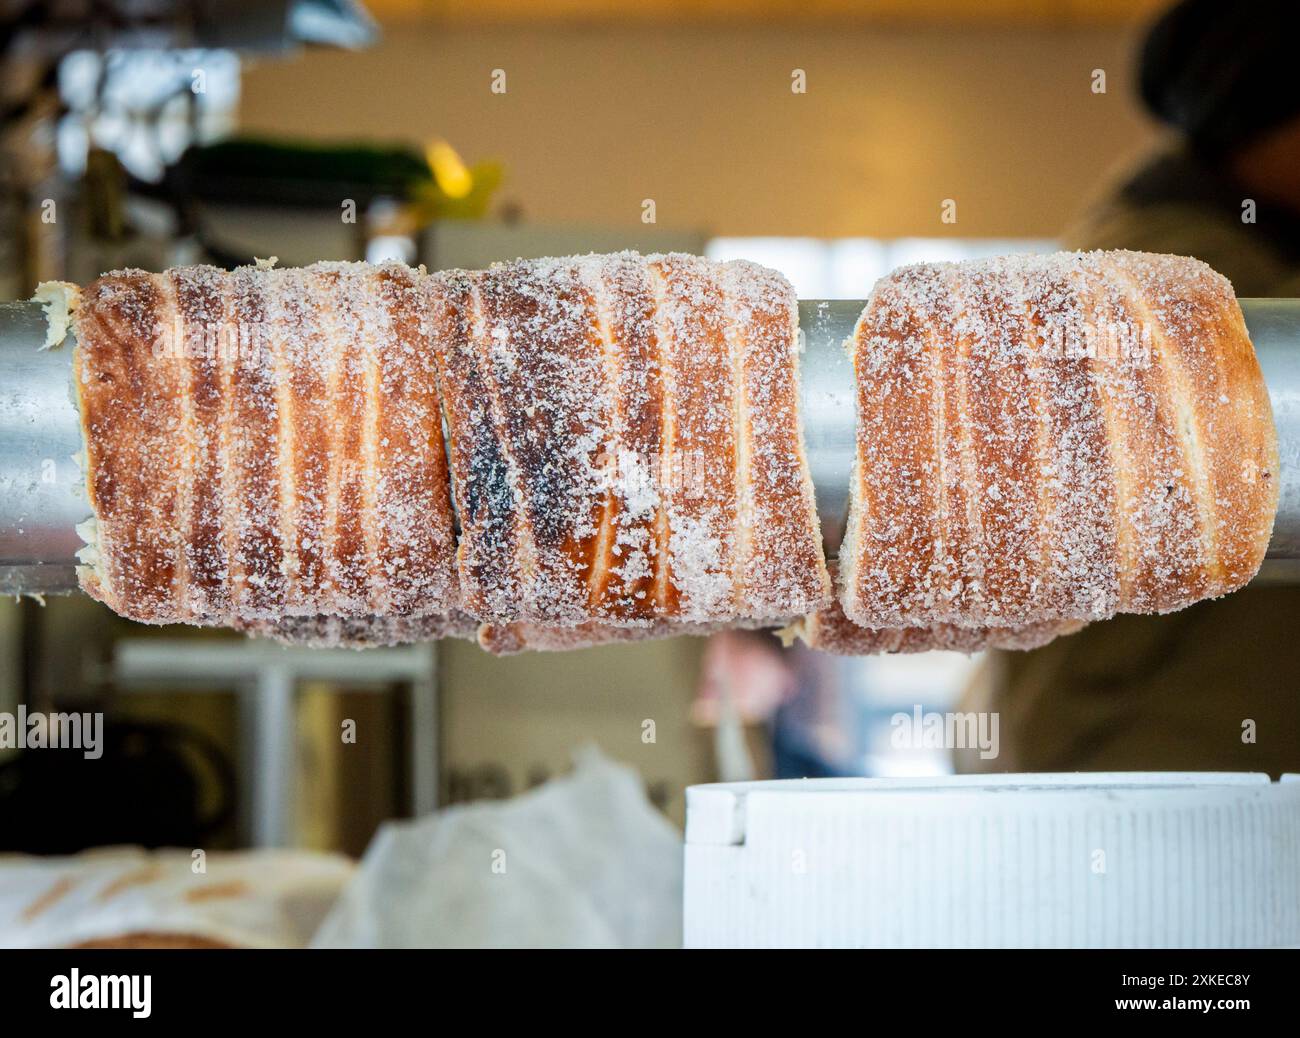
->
{"left": 234, "top": 611, "right": 476, "bottom": 650}
{"left": 429, "top": 252, "right": 830, "bottom": 629}
{"left": 73, "top": 262, "right": 461, "bottom": 631}
{"left": 4, "top": 847, "right": 352, "bottom": 948}
{"left": 841, "top": 250, "right": 1278, "bottom": 631}
{"left": 790, "top": 566, "right": 1085, "bottom": 655}
{"left": 71, "top": 249, "right": 1276, "bottom": 656}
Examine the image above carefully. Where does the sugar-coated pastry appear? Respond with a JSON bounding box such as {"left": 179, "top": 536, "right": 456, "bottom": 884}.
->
{"left": 789, "top": 567, "right": 1085, "bottom": 655}
{"left": 841, "top": 250, "right": 1278, "bottom": 630}
{"left": 73, "top": 262, "right": 461, "bottom": 630}
{"left": 429, "top": 252, "right": 831, "bottom": 629}
{"left": 234, "top": 611, "right": 476, "bottom": 650}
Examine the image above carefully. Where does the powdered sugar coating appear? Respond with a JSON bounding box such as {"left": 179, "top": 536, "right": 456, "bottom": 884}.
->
{"left": 842, "top": 250, "right": 1277, "bottom": 629}
{"left": 74, "top": 249, "right": 1268, "bottom": 649}
{"left": 431, "top": 251, "right": 830, "bottom": 627}
{"left": 797, "top": 564, "right": 1085, "bottom": 655}
{"left": 723, "top": 258, "right": 832, "bottom": 617}
{"left": 235, "top": 611, "right": 475, "bottom": 650}
{"left": 74, "top": 262, "right": 461, "bottom": 628}
{"left": 799, "top": 608, "right": 1084, "bottom": 656}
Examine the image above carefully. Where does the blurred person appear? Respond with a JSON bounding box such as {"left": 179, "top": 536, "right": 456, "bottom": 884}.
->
{"left": 956, "top": 0, "right": 1300, "bottom": 775}
{"left": 694, "top": 631, "right": 855, "bottom": 779}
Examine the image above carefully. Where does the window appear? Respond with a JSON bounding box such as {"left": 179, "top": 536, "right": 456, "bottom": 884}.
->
{"left": 706, "top": 236, "right": 1057, "bottom": 299}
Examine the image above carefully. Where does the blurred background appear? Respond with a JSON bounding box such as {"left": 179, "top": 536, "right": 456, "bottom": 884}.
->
{"left": 1, "top": 0, "right": 1174, "bottom": 862}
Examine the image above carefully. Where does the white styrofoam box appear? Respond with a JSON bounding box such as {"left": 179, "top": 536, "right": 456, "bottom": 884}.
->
{"left": 683, "top": 773, "right": 1300, "bottom": 948}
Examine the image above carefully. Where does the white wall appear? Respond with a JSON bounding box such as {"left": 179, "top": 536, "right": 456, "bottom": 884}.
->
{"left": 238, "top": 22, "right": 1159, "bottom": 240}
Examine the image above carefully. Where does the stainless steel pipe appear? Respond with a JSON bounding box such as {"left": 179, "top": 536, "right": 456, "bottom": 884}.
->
{"left": 801, "top": 298, "right": 1300, "bottom": 563}
{"left": 3, "top": 297, "right": 1299, "bottom": 595}
{"left": 0, "top": 302, "right": 87, "bottom": 594}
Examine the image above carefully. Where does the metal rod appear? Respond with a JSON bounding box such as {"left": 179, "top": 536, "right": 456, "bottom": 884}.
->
{"left": 3, "top": 297, "right": 1299, "bottom": 596}
{"left": 798, "top": 298, "right": 1300, "bottom": 563}
{"left": 1238, "top": 300, "right": 1300, "bottom": 560}
{"left": 798, "top": 300, "right": 860, "bottom": 553}
{"left": 0, "top": 302, "right": 87, "bottom": 594}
